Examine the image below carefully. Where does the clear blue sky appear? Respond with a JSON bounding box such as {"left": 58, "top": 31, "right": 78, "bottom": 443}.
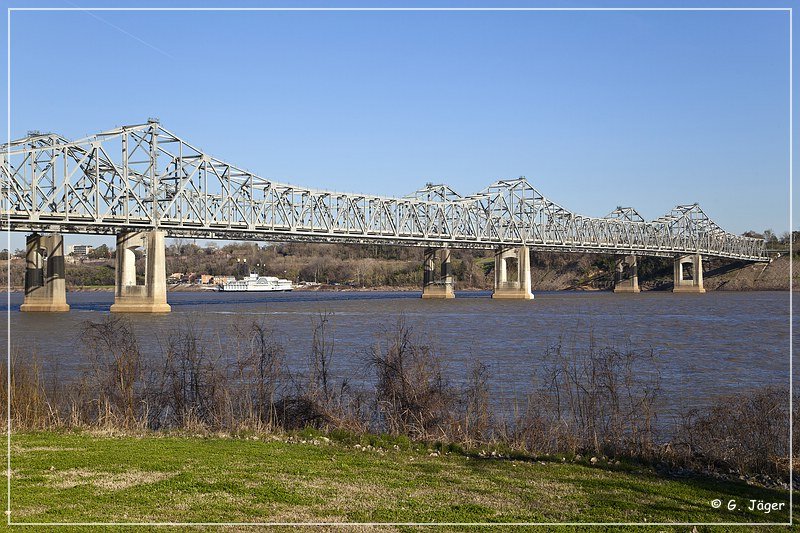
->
{"left": 2, "top": 1, "right": 792, "bottom": 251}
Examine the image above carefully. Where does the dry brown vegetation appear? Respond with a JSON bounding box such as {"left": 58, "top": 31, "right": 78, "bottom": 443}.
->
{"left": 509, "top": 339, "right": 661, "bottom": 460}
{"left": 673, "top": 386, "right": 794, "bottom": 482}
{"left": 2, "top": 315, "right": 796, "bottom": 486}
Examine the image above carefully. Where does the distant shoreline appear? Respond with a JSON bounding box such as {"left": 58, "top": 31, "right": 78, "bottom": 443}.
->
{"left": 4, "top": 285, "right": 483, "bottom": 293}
{"left": 0, "top": 285, "right": 793, "bottom": 293}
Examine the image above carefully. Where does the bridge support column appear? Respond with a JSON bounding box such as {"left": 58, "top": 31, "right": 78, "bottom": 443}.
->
{"left": 110, "top": 230, "right": 171, "bottom": 313}
{"left": 613, "top": 254, "right": 640, "bottom": 293}
{"left": 492, "top": 246, "right": 533, "bottom": 300}
{"left": 421, "top": 248, "right": 455, "bottom": 299}
{"left": 673, "top": 254, "right": 705, "bottom": 293}
{"left": 20, "top": 233, "right": 70, "bottom": 312}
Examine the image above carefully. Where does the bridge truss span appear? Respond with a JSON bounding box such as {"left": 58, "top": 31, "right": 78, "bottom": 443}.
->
{"left": 1, "top": 120, "right": 767, "bottom": 262}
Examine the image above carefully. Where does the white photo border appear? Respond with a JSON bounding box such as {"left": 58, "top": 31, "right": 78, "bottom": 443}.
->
{"left": 4, "top": 5, "right": 794, "bottom": 528}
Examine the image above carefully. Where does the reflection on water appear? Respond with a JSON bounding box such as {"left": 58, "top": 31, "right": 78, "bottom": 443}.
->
{"left": 0, "top": 289, "right": 791, "bottom": 424}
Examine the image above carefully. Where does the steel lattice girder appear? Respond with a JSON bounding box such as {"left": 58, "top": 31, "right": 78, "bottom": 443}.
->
{"left": 0, "top": 121, "right": 768, "bottom": 262}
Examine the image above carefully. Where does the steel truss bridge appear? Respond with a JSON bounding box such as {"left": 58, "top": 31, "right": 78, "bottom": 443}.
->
{"left": 1, "top": 120, "right": 767, "bottom": 262}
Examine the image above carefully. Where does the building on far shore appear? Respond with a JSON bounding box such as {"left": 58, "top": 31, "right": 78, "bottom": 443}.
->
{"left": 68, "top": 244, "right": 94, "bottom": 256}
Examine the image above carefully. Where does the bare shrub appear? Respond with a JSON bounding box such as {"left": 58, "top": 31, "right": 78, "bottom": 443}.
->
{"left": 308, "top": 310, "right": 335, "bottom": 405}
{"left": 272, "top": 312, "right": 334, "bottom": 430}
{"left": 80, "top": 316, "right": 143, "bottom": 428}
{"left": 516, "top": 337, "right": 661, "bottom": 458}
{"left": 229, "top": 320, "right": 285, "bottom": 429}
{"left": 274, "top": 311, "right": 365, "bottom": 431}
{"left": 674, "top": 386, "right": 795, "bottom": 480}
{"left": 368, "top": 317, "right": 456, "bottom": 440}
{"left": 2, "top": 351, "right": 62, "bottom": 429}
{"left": 459, "top": 360, "right": 492, "bottom": 445}
{"left": 147, "top": 319, "right": 226, "bottom": 430}
{"left": 272, "top": 395, "right": 328, "bottom": 430}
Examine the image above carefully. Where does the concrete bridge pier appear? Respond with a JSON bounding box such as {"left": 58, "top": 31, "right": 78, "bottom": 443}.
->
{"left": 110, "top": 230, "right": 171, "bottom": 313}
{"left": 613, "top": 254, "right": 640, "bottom": 293}
{"left": 421, "top": 248, "right": 455, "bottom": 299}
{"left": 673, "top": 254, "right": 705, "bottom": 293}
{"left": 20, "top": 233, "right": 70, "bottom": 312}
{"left": 491, "top": 246, "right": 533, "bottom": 300}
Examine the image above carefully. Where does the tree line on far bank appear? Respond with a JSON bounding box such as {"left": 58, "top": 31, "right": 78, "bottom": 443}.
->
{"left": 0, "top": 229, "right": 793, "bottom": 290}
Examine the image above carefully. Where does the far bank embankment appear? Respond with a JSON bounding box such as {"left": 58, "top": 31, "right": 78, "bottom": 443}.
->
{"left": 1, "top": 246, "right": 795, "bottom": 292}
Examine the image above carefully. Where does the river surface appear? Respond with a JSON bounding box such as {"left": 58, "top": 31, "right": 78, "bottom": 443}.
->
{"left": 0, "top": 290, "right": 792, "bottom": 431}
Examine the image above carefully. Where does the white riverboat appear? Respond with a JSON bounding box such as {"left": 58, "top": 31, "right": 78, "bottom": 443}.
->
{"left": 218, "top": 273, "right": 293, "bottom": 292}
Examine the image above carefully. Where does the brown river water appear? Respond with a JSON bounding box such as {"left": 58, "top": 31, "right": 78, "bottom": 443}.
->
{"left": 1, "top": 289, "right": 792, "bottom": 433}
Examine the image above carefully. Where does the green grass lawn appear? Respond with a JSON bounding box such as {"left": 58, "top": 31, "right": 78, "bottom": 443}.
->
{"left": 3, "top": 431, "right": 794, "bottom": 530}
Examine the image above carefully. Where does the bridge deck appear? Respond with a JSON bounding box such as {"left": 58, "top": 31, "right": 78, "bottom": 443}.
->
{"left": 1, "top": 121, "right": 768, "bottom": 262}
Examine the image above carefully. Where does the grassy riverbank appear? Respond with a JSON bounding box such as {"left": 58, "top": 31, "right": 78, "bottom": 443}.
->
{"left": 6, "top": 430, "right": 793, "bottom": 528}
